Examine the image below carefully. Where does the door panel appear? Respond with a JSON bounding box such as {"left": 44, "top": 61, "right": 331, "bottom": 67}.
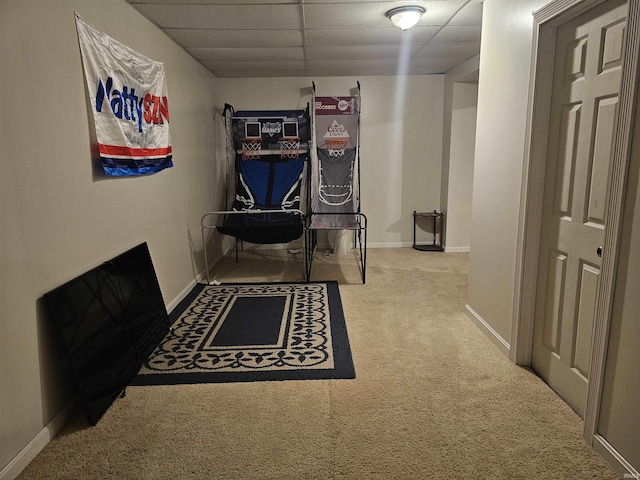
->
{"left": 542, "top": 250, "right": 567, "bottom": 354}
{"left": 586, "top": 96, "right": 618, "bottom": 224}
{"left": 600, "top": 19, "right": 625, "bottom": 73}
{"left": 573, "top": 261, "right": 599, "bottom": 377}
{"left": 554, "top": 104, "right": 581, "bottom": 216}
{"left": 532, "top": 0, "right": 627, "bottom": 417}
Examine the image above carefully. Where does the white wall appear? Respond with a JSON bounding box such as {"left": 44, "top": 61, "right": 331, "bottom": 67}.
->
{"left": 597, "top": 93, "right": 640, "bottom": 470}
{"left": 441, "top": 56, "right": 479, "bottom": 251}
{"left": 216, "top": 76, "right": 445, "bottom": 247}
{"left": 468, "top": 0, "right": 639, "bottom": 473}
{"left": 446, "top": 83, "right": 477, "bottom": 252}
{"left": 0, "top": 0, "right": 219, "bottom": 475}
{"left": 466, "top": 0, "right": 548, "bottom": 348}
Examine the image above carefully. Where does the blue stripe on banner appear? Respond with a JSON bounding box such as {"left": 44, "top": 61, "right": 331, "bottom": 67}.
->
{"left": 101, "top": 156, "right": 173, "bottom": 176}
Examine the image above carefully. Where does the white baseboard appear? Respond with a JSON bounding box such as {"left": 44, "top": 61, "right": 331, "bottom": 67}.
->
{"left": 464, "top": 304, "right": 511, "bottom": 356}
{"left": 444, "top": 246, "right": 470, "bottom": 253}
{"left": 593, "top": 434, "right": 639, "bottom": 478}
{"left": 167, "top": 245, "right": 235, "bottom": 312}
{"left": 368, "top": 242, "right": 466, "bottom": 250}
{"left": 166, "top": 278, "right": 198, "bottom": 313}
{"left": 0, "top": 401, "right": 77, "bottom": 480}
{"left": 368, "top": 241, "right": 413, "bottom": 248}
{"left": 231, "top": 240, "right": 458, "bottom": 250}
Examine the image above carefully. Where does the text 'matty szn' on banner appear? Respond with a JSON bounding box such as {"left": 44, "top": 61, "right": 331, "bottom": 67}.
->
{"left": 75, "top": 14, "right": 172, "bottom": 176}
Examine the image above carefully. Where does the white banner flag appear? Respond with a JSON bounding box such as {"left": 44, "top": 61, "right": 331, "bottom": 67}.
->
{"left": 75, "top": 14, "right": 173, "bottom": 176}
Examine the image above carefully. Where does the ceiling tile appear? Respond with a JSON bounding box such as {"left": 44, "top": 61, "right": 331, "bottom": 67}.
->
{"left": 203, "top": 59, "right": 306, "bottom": 73}
{"left": 306, "top": 57, "right": 450, "bottom": 76}
{"left": 131, "top": 0, "right": 297, "bottom": 3}
{"left": 420, "top": 1, "right": 473, "bottom": 25}
{"left": 302, "top": 2, "right": 467, "bottom": 29}
{"left": 305, "top": 26, "right": 441, "bottom": 46}
{"left": 407, "top": 55, "right": 470, "bottom": 72}
{"left": 307, "top": 58, "right": 401, "bottom": 76}
{"left": 163, "top": 29, "right": 302, "bottom": 48}
{"left": 447, "top": 1, "right": 483, "bottom": 26}
{"left": 187, "top": 47, "right": 304, "bottom": 62}
{"left": 306, "top": 44, "right": 422, "bottom": 60}
{"left": 303, "top": 0, "right": 394, "bottom": 3}
{"left": 134, "top": 4, "right": 301, "bottom": 29}
{"left": 413, "top": 43, "right": 481, "bottom": 60}
{"left": 429, "top": 25, "right": 482, "bottom": 44}
{"left": 302, "top": 2, "right": 460, "bottom": 29}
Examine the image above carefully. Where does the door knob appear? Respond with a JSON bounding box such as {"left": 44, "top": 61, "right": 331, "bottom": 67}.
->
{"left": 597, "top": 246, "right": 603, "bottom": 257}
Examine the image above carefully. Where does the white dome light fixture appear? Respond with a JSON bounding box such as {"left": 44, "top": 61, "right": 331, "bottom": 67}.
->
{"left": 386, "top": 6, "right": 426, "bottom": 31}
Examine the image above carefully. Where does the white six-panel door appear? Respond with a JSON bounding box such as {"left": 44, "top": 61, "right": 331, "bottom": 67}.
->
{"left": 532, "top": 0, "right": 627, "bottom": 418}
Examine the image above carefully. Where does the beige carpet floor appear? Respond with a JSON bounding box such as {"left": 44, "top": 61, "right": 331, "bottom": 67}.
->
{"left": 18, "top": 247, "right": 621, "bottom": 479}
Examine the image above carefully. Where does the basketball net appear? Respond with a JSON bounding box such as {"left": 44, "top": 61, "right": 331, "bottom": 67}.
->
{"left": 241, "top": 139, "right": 261, "bottom": 160}
{"left": 280, "top": 138, "right": 300, "bottom": 159}
{"left": 325, "top": 138, "right": 348, "bottom": 157}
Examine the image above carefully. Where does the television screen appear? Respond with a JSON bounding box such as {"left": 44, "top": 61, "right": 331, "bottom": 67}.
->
{"left": 44, "top": 243, "right": 170, "bottom": 425}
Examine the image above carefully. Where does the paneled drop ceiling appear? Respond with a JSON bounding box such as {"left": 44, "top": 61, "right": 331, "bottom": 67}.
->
{"left": 127, "top": 0, "right": 483, "bottom": 78}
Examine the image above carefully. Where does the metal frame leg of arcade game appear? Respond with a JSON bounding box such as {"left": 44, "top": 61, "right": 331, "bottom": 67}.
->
{"left": 305, "top": 212, "right": 367, "bottom": 284}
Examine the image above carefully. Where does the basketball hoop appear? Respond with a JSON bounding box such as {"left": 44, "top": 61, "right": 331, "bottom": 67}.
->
{"left": 325, "top": 138, "right": 349, "bottom": 157}
{"left": 279, "top": 137, "right": 300, "bottom": 159}
{"left": 241, "top": 138, "right": 261, "bottom": 160}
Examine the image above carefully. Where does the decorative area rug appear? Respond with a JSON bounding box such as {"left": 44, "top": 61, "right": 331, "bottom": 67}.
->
{"left": 131, "top": 282, "right": 355, "bottom": 385}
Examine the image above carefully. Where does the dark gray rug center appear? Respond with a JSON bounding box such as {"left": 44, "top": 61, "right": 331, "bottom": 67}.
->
{"left": 210, "top": 295, "right": 290, "bottom": 347}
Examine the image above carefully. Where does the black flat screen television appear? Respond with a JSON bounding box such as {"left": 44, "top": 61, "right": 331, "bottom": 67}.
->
{"left": 44, "top": 243, "right": 170, "bottom": 425}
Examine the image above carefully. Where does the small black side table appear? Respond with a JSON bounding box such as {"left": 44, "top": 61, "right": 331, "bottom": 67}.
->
{"left": 413, "top": 210, "right": 444, "bottom": 251}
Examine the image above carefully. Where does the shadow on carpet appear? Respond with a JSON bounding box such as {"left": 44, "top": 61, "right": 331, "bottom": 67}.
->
{"left": 131, "top": 281, "right": 355, "bottom": 385}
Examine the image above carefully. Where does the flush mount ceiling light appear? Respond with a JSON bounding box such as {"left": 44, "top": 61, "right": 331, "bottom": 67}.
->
{"left": 385, "top": 6, "right": 426, "bottom": 30}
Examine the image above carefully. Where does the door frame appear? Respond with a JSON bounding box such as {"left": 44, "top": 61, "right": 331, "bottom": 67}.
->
{"left": 512, "top": 0, "right": 640, "bottom": 444}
